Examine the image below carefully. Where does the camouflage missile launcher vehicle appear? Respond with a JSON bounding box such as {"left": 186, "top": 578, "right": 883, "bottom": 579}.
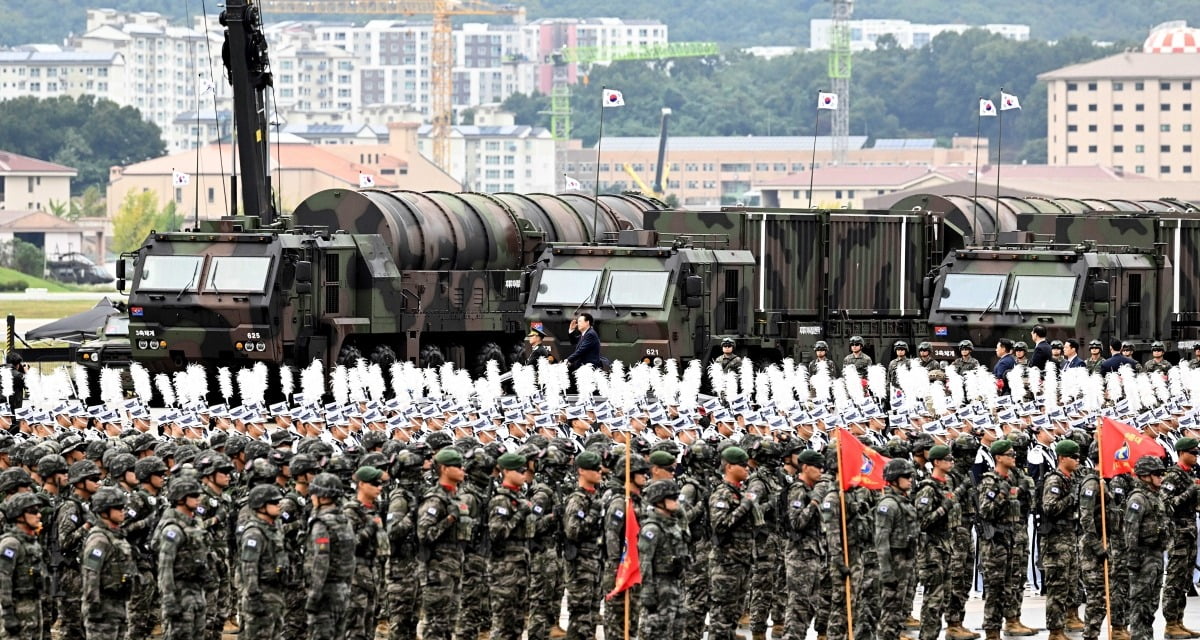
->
{"left": 119, "top": 190, "right": 664, "bottom": 374}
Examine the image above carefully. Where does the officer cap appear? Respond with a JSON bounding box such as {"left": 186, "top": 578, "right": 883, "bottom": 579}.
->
{"left": 1133, "top": 455, "right": 1166, "bottom": 476}
{"left": 918, "top": 341, "right": 932, "bottom": 351}
{"left": 1014, "top": 342, "right": 1027, "bottom": 351}
{"left": 649, "top": 450, "right": 676, "bottom": 467}
{"left": 958, "top": 340, "right": 974, "bottom": 351}
{"left": 989, "top": 439, "right": 1014, "bottom": 456}
{"left": 1152, "top": 341, "right": 1166, "bottom": 350}
{"left": 849, "top": 336, "right": 864, "bottom": 346}
{"left": 814, "top": 341, "right": 829, "bottom": 350}
{"left": 67, "top": 460, "right": 100, "bottom": 485}
{"left": 576, "top": 450, "right": 603, "bottom": 471}
{"left": 36, "top": 454, "right": 68, "bottom": 478}
{"left": 720, "top": 446, "right": 749, "bottom": 465}
{"left": 528, "top": 326, "right": 546, "bottom": 338}
{"left": 1054, "top": 439, "right": 1081, "bottom": 459}
{"left": 90, "top": 487, "right": 127, "bottom": 514}
{"left": 642, "top": 479, "right": 680, "bottom": 505}
{"left": 354, "top": 466, "right": 384, "bottom": 484}
{"left": 928, "top": 445, "right": 953, "bottom": 461}
{"left": 797, "top": 449, "right": 825, "bottom": 469}
{"left": 134, "top": 456, "right": 168, "bottom": 483}
{"left": 3, "top": 492, "right": 42, "bottom": 522}
{"left": 883, "top": 458, "right": 915, "bottom": 483}
{"left": 496, "top": 452, "right": 527, "bottom": 471}
{"left": 166, "top": 478, "right": 202, "bottom": 504}
{"left": 247, "top": 484, "right": 285, "bottom": 510}
{"left": 309, "top": 472, "right": 344, "bottom": 498}
{"left": 1175, "top": 437, "right": 1199, "bottom": 454}
{"left": 433, "top": 448, "right": 464, "bottom": 467}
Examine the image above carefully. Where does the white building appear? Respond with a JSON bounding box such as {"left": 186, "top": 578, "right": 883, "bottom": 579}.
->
{"left": 809, "top": 19, "right": 1029, "bottom": 51}
{"left": 0, "top": 49, "right": 127, "bottom": 104}
{"left": 416, "top": 106, "right": 555, "bottom": 193}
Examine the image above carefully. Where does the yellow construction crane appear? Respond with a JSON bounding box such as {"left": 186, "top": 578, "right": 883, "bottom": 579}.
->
{"left": 261, "top": 0, "right": 525, "bottom": 171}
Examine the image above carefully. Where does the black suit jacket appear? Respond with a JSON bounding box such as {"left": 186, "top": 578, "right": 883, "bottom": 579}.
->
{"left": 1029, "top": 340, "right": 1052, "bottom": 370}
{"left": 566, "top": 327, "right": 603, "bottom": 368}
{"left": 993, "top": 354, "right": 1016, "bottom": 394}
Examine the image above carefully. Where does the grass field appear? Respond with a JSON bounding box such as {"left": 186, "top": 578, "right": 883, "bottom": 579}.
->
{"left": 4, "top": 299, "right": 105, "bottom": 319}
{"left": 0, "top": 265, "right": 85, "bottom": 292}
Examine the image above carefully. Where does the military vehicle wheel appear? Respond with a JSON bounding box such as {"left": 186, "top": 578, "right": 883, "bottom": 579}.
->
{"left": 337, "top": 344, "right": 364, "bottom": 367}
{"left": 507, "top": 342, "right": 526, "bottom": 367}
{"left": 420, "top": 344, "right": 445, "bottom": 368}
{"left": 474, "top": 342, "right": 506, "bottom": 378}
{"left": 369, "top": 344, "right": 398, "bottom": 368}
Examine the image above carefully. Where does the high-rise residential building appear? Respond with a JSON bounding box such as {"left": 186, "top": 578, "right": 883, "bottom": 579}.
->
{"left": 1040, "top": 22, "right": 1199, "bottom": 179}
{"left": 0, "top": 49, "right": 127, "bottom": 104}
{"left": 809, "top": 19, "right": 1028, "bottom": 51}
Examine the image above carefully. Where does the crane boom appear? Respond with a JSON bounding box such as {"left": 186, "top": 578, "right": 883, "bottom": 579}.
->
{"left": 221, "top": 0, "right": 277, "bottom": 224}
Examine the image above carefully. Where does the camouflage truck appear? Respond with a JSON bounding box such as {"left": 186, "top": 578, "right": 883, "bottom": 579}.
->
{"left": 120, "top": 190, "right": 664, "bottom": 374}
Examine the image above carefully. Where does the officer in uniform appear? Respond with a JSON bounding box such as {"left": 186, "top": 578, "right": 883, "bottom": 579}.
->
{"left": 457, "top": 448, "right": 495, "bottom": 640}
{"left": 782, "top": 449, "right": 824, "bottom": 640}
{"left": 238, "top": 484, "right": 288, "bottom": 640}
{"left": 808, "top": 341, "right": 833, "bottom": 376}
{"left": 1078, "top": 444, "right": 1122, "bottom": 640}
{"left": 305, "top": 473, "right": 355, "bottom": 640}
{"left": 887, "top": 341, "right": 910, "bottom": 389}
{"left": 952, "top": 340, "right": 979, "bottom": 375}
{"left": 638, "top": 479, "right": 689, "bottom": 638}
{"left": 417, "top": 448, "right": 468, "bottom": 640}
{"left": 1125, "top": 456, "right": 1167, "bottom": 640}
{"left": 844, "top": 335, "right": 873, "bottom": 377}
{"left": 0, "top": 492, "right": 46, "bottom": 639}
{"left": 1013, "top": 342, "right": 1029, "bottom": 366}
{"left": 487, "top": 452, "right": 532, "bottom": 640}
{"left": 876, "top": 459, "right": 919, "bottom": 640}
{"left": 1084, "top": 339, "right": 1105, "bottom": 374}
{"left": 155, "top": 478, "right": 210, "bottom": 640}
{"left": 1159, "top": 437, "right": 1200, "bottom": 639}
{"left": 914, "top": 445, "right": 961, "bottom": 640}
{"left": 976, "top": 440, "right": 1035, "bottom": 640}
{"left": 708, "top": 446, "right": 758, "bottom": 640}
{"left": 194, "top": 452, "right": 234, "bottom": 640}
{"left": 562, "top": 451, "right": 606, "bottom": 640}
{"left": 344, "top": 466, "right": 385, "bottom": 640}
{"left": 82, "top": 487, "right": 136, "bottom": 640}
{"left": 126, "top": 455, "right": 167, "bottom": 640}
{"left": 1049, "top": 340, "right": 1065, "bottom": 367}
{"left": 716, "top": 338, "right": 742, "bottom": 374}
{"left": 917, "top": 341, "right": 943, "bottom": 373}
{"left": 386, "top": 451, "right": 425, "bottom": 640}
{"left": 54, "top": 459, "right": 101, "bottom": 639}
{"left": 602, "top": 455, "right": 649, "bottom": 638}
{"left": 1039, "top": 440, "right": 1081, "bottom": 640}
{"left": 525, "top": 327, "right": 553, "bottom": 366}
{"left": 1189, "top": 344, "right": 1200, "bottom": 368}
{"left": 1144, "top": 341, "right": 1173, "bottom": 375}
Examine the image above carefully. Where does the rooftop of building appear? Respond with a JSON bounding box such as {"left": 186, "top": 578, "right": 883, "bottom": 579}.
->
{"left": 592, "top": 135, "right": 870, "bottom": 152}
{"left": 0, "top": 150, "right": 76, "bottom": 175}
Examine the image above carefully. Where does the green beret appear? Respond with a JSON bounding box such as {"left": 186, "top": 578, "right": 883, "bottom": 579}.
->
{"left": 433, "top": 448, "right": 463, "bottom": 467}
{"left": 649, "top": 450, "right": 676, "bottom": 467}
{"left": 720, "top": 446, "right": 749, "bottom": 465}
{"left": 1054, "top": 439, "right": 1081, "bottom": 458}
{"left": 797, "top": 449, "right": 825, "bottom": 468}
{"left": 928, "top": 445, "right": 952, "bottom": 461}
{"left": 989, "top": 439, "right": 1013, "bottom": 456}
{"left": 353, "top": 466, "right": 384, "bottom": 484}
{"left": 575, "top": 450, "right": 602, "bottom": 471}
{"left": 1175, "top": 436, "right": 1199, "bottom": 453}
{"left": 496, "top": 452, "right": 528, "bottom": 471}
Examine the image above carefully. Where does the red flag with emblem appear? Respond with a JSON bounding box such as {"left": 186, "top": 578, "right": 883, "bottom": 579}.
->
{"left": 835, "top": 429, "right": 889, "bottom": 491}
{"left": 605, "top": 497, "right": 641, "bottom": 599}
{"left": 1099, "top": 416, "right": 1165, "bottom": 478}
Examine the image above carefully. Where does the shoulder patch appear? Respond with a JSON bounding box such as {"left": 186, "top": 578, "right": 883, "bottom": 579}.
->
{"left": 577, "top": 509, "right": 586, "bottom": 519}
{"left": 791, "top": 499, "right": 804, "bottom": 509}
{"left": 879, "top": 505, "right": 889, "bottom": 513}
{"left": 643, "top": 529, "right": 655, "bottom": 539}
{"left": 714, "top": 501, "right": 727, "bottom": 509}
{"left": 165, "top": 529, "right": 177, "bottom": 541}
{"left": 70, "top": 514, "right": 78, "bottom": 523}
{"left": 1163, "top": 483, "right": 1175, "bottom": 492}
{"left": 822, "top": 501, "right": 831, "bottom": 510}
{"left": 1050, "top": 486, "right": 1060, "bottom": 494}
{"left": 614, "top": 509, "right": 624, "bottom": 519}
{"left": 919, "top": 497, "right": 929, "bottom": 504}
{"left": 3, "top": 548, "right": 15, "bottom": 559}
{"left": 495, "top": 506, "right": 509, "bottom": 516}
{"left": 533, "top": 505, "right": 543, "bottom": 514}
{"left": 1084, "top": 488, "right": 1094, "bottom": 496}
{"left": 426, "top": 507, "right": 438, "bottom": 516}
{"left": 986, "top": 491, "right": 996, "bottom": 499}
{"left": 245, "top": 538, "right": 258, "bottom": 548}
{"left": 1130, "top": 502, "right": 1140, "bottom": 511}
{"left": 126, "top": 509, "right": 138, "bottom": 518}
{"left": 90, "top": 548, "right": 103, "bottom": 558}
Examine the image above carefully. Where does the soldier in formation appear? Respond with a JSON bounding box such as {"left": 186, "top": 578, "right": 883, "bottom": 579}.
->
{"left": 2, "top": 332, "right": 1200, "bottom": 640}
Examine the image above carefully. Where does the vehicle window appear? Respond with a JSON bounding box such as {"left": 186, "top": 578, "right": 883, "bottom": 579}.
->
{"left": 1010, "top": 275, "right": 1076, "bottom": 313}
{"left": 104, "top": 315, "right": 129, "bottom": 336}
{"left": 938, "top": 273, "right": 1007, "bottom": 311}
{"left": 206, "top": 256, "right": 273, "bottom": 293}
{"left": 605, "top": 270, "right": 671, "bottom": 308}
{"left": 533, "top": 269, "right": 601, "bottom": 306}
{"left": 137, "top": 255, "right": 205, "bottom": 291}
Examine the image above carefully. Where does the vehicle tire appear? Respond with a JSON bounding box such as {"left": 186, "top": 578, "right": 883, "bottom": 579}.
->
{"left": 474, "top": 341, "right": 506, "bottom": 378}
{"left": 420, "top": 344, "right": 445, "bottom": 368}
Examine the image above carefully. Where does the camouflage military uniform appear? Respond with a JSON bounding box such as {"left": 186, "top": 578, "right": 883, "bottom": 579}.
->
{"left": 886, "top": 356, "right": 908, "bottom": 388}
{"left": 914, "top": 474, "right": 960, "bottom": 640}
{"left": 1143, "top": 357, "right": 1172, "bottom": 375}
{"left": 602, "top": 490, "right": 642, "bottom": 638}
{"left": 677, "top": 470, "right": 712, "bottom": 640}
{"left": 637, "top": 508, "right": 689, "bottom": 637}
{"left": 527, "top": 476, "right": 562, "bottom": 639}
{"left": 124, "top": 487, "right": 162, "bottom": 640}
{"left": 278, "top": 487, "right": 310, "bottom": 640}
{"left": 562, "top": 483, "right": 605, "bottom": 640}
{"left": 1085, "top": 356, "right": 1104, "bottom": 375}
{"left": 1125, "top": 479, "right": 1167, "bottom": 640}
{"left": 782, "top": 474, "right": 823, "bottom": 640}
{"left": 455, "top": 473, "right": 491, "bottom": 639}
{"left": 717, "top": 353, "right": 743, "bottom": 374}
{"left": 1039, "top": 468, "right": 1079, "bottom": 632}
{"left": 746, "top": 464, "right": 782, "bottom": 636}
{"left": 1078, "top": 469, "right": 1121, "bottom": 639}
{"left": 306, "top": 502, "right": 355, "bottom": 640}
{"left": 53, "top": 492, "right": 95, "bottom": 639}
{"left": 976, "top": 468, "right": 1023, "bottom": 633}
{"left": 343, "top": 496, "right": 383, "bottom": 640}
{"left": 195, "top": 487, "right": 232, "bottom": 640}
{"left": 876, "top": 485, "right": 918, "bottom": 640}
{"left": 155, "top": 508, "right": 210, "bottom": 640}
{"left": 708, "top": 481, "right": 758, "bottom": 640}
{"left": 844, "top": 351, "right": 873, "bottom": 377}
{"left": 1159, "top": 462, "right": 1199, "bottom": 626}
{"left": 951, "top": 355, "right": 979, "bottom": 375}
{"left": 385, "top": 481, "right": 422, "bottom": 640}
{"left": 1105, "top": 474, "right": 1134, "bottom": 632}
{"left": 822, "top": 486, "right": 877, "bottom": 640}
{"left": 487, "top": 480, "right": 531, "bottom": 639}
{"left": 807, "top": 357, "right": 833, "bottom": 376}
{"left": 81, "top": 522, "right": 136, "bottom": 640}
{"left": 0, "top": 526, "right": 45, "bottom": 640}
{"left": 237, "top": 515, "right": 288, "bottom": 640}
{"left": 1006, "top": 468, "right": 1036, "bottom": 622}
{"left": 416, "top": 483, "right": 465, "bottom": 640}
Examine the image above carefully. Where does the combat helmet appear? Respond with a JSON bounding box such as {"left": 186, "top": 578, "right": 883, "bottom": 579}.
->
{"left": 958, "top": 340, "right": 974, "bottom": 351}
{"left": 36, "top": 454, "right": 68, "bottom": 478}
{"left": 90, "top": 487, "right": 127, "bottom": 514}
{"left": 883, "top": 458, "right": 916, "bottom": 483}
{"left": 3, "top": 492, "right": 42, "bottom": 522}
{"left": 166, "top": 478, "right": 202, "bottom": 504}
{"left": 1133, "top": 456, "right": 1165, "bottom": 476}
{"left": 918, "top": 341, "right": 932, "bottom": 352}
{"left": 134, "top": 456, "right": 168, "bottom": 483}
{"left": 642, "top": 479, "right": 680, "bottom": 505}
{"left": 247, "top": 485, "right": 284, "bottom": 510}
{"left": 894, "top": 340, "right": 909, "bottom": 351}
{"left": 814, "top": 340, "right": 829, "bottom": 351}
{"left": 849, "top": 336, "right": 864, "bottom": 346}
{"left": 309, "top": 472, "right": 344, "bottom": 499}
{"left": 67, "top": 460, "right": 100, "bottom": 485}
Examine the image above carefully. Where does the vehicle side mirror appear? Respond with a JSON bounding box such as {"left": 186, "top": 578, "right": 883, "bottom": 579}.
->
{"left": 296, "top": 260, "right": 312, "bottom": 283}
{"left": 115, "top": 258, "right": 126, "bottom": 293}
{"left": 1089, "top": 280, "right": 1110, "bottom": 302}
{"left": 685, "top": 274, "right": 702, "bottom": 297}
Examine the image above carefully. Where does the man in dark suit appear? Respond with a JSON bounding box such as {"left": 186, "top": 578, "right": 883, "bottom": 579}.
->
{"left": 1028, "top": 324, "right": 1052, "bottom": 370}
{"left": 993, "top": 338, "right": 1016, "bottom": 395}
{"left": 1062, "top": 338, "right": 1086, "bottom": 369}
{"left": 1100, "top": 339, "right": 1140, "bottom": 375}
{"left": 566, "top": 312, "right": 605, "bottom": 371}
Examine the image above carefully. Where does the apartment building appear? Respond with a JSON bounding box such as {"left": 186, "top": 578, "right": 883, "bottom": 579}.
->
{"left": 0, "top": 49, "right": 126, "bottom": 103}
{"left": 810, "top": 19, "right": 1029, "bottom": 51}
{"left": 415, "top": 107, "right": 555, "bottom": 193}
{"left": 1039, "top": 23, "right": 1200, "bottom": 179}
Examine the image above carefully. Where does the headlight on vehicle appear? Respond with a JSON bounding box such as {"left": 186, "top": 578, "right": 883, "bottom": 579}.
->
{"left": 137, "top": 340, "right": 149, "bottom": 350}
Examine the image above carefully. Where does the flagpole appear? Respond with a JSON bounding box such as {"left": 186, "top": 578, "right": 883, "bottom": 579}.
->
{"left": 973, "top": 98, "right": 983, "bottom": 245}
{"left": 623, "top": 436, "right": 632, "bottom": 640}
{"left": 592, "top": 86, "right": 608, "bottom": 245}
{"left": 1096, "top": 417, "right": 1114, "bottom": 640}
{"left": 808, "top": 100, "right": 821, "bottom": 209}
{"left": 835, "top": 434, "right": 856, "bottom": 640}
{"left": 995, "top": 87, "right": 1004, "bottom": 206}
